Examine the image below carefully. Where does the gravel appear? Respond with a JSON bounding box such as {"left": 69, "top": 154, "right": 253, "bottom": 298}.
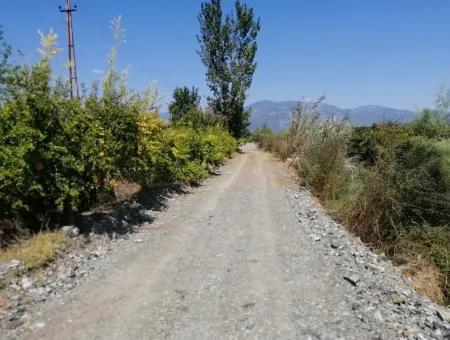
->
{"left": 289, "top": 186, "right": 450, "bottom": 339}
{"left": 0, "top": 143, "right": 449, "bottom": 339}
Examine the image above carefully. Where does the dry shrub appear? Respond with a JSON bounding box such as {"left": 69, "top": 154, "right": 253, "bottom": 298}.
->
{"left": 385, "top": 226, "right": 450, "bottom": 304}
{"left": 338, "top": 164, "right": 403, "bottom": 242}
{"left": 0, "top": 232, "right": 69, "bottom": 270}
{"left": 258, "top": 97, "right": 350, "bottom": 201}
{"left": 404, "top": 264, "right": 445, "bottom": 304}
{"left": 113, "top": 181, "right": 141, "bottom": 201}
{"left": 297, "top": 130, "right": 347, "bottom": 201}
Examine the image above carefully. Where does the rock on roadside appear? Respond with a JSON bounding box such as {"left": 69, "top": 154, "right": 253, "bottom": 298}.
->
{"left": 289, "top": 186, "right": 450, "bottom": 340}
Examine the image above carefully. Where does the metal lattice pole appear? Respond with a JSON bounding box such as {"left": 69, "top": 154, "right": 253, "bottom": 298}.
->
{"left": 59, "top": 0, "right": 79, "bottom": 98}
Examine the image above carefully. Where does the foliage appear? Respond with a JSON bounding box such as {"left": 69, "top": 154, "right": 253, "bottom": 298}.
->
{"left": 0, "top": 25, "right": 14, "bottom": 101}
{"left": 255, "top": 101, "right": 450, "bottom": 303}
{"left": 256, "top": 97, "right": 350, "bottom": 201}
{"left": 347, "top": 122, "right": 412, "bottom": 165}
{"left": 177, "top": 107, "right": 226, "bottom": 129}
{"left": 412, "top": 109, "right": 450, "bottom": 139}
{"left": 137, "top": 112, "right": 236, "bottom": 185}
{"left": 388, "top": 226, "right": 450, "bottom": 304}
{"left": 197, "top": 0, "right": 260, "bottom": 138}
{"left": 339, "top": 126, "right": 450, "bottom": 242}
{"left": 169, "top": 86, "right": 201, "bottom": 123}
{"left": 199, "top": 125, "right": 238, "bottom": 166}
{"left": 436, "top": 85, "right": 450, "bottom": 117}
{"left": 0, "top": 23, "right": 237, "bottom": 232}
{"left": 251, "top": 123, "right": 273, "bottom": 149}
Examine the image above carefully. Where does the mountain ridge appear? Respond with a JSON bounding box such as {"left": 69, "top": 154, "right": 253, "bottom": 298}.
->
{"left": 159, "top": 100, "right": 418, "bottom": 132}
{"left": 246, "top": 100, "right": 417, "bottom": 132}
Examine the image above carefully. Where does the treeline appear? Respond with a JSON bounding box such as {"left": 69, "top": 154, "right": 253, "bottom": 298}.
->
{"left": 0, "top": 24, "right": 237, "bottom": 235}
{"left": 253, "top": 98, "right": 450, "bottom": 303}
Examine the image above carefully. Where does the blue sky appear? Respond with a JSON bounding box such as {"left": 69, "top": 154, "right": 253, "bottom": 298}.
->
{"left": 1, "top": 0, "right": 450, "bottom": 110}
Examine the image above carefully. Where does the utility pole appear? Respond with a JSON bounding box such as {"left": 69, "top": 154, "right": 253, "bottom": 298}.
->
{"left": 59, "top": 0, "right": 79, "bottom": 98}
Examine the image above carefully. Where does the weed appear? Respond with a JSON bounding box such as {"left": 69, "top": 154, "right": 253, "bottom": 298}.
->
{"left": 0, "top": 232, "right": 69, "bottom": 270}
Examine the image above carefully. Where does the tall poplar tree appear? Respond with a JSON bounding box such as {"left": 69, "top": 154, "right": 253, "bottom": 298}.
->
{"left": 197, "top": 0, "right": 260, "bottom": 138}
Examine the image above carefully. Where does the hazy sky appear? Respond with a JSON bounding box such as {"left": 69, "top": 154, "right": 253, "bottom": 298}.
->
{"left": 1, "top": 0, "right": 450, "bottom": 110}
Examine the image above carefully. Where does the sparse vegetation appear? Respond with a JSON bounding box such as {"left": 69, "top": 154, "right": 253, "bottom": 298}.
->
{"left": 0, "top": 232, "right": 69, "bottom": 270}
{"left": 255, "top": 97, "right": 450, "bottom": 304}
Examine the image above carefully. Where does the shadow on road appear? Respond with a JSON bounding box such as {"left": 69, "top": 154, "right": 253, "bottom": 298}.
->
{"left": 80, "top": 184, "right": 190, "bottom": 238}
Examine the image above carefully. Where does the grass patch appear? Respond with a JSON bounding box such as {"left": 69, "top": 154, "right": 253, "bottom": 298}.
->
{"left": 0, "top": 232, "right": 69, "bottom": 271}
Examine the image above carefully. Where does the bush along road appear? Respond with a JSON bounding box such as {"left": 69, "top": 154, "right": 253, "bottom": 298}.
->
{"left": 2, "top": 144, "right": 450, "bottom": 339}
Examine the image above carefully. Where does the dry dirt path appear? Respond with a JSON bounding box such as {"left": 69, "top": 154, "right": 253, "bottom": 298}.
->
{"left": 19, "top": 144, "right": 449, "bottom": 339}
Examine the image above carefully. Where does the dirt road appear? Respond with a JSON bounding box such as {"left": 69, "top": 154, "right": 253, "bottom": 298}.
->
{"left": 22, "top": 144, "right": 447, "bottom": 339}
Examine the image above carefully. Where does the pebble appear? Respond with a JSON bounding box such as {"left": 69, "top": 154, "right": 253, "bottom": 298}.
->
{"left": 374, "top": 310, "right": 383, "bottom": 323}
{"left": 8, "top": 260, "right": 21, "bottom": 270}
{"left": 20, "top": 277, "right": 34, "bottom": 291}
{"left": 330, "top": 239, "right": 341, "bottom": 249}
{"left": 343, "top": 274, "right": 360, "bottom": 286}
{"left": 436, "top": 308, "right": 450, "bottom": 322}
{"left": 392, "top": 295, "right": 406, "bottom": 305}
{"left": 61, "top": 225, "right": 80, "bottom": 238}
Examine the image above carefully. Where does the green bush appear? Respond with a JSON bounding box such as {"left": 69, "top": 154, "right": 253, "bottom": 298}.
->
{"left": 136, "top": 112, "right": 236, "bottom": 185}
{"left": 251, "top": 124, "right": 274, "bottom": 150}
{"left": 397, "top": 137, "right": 450, "bottom": 226}
{"left": 199, "top": 126, "right": 237, "bottom": 166}
{"left": 298, "top": 131, "right": 347, "bottom": 202}
{"left": 0, "top": 30, "right": 237, "bottom": 230}
{"left": 347, "top": 122, "right": 412, "bottom": 165}
{"left": 412, "top": 109, "right": 450, "bottom": 139}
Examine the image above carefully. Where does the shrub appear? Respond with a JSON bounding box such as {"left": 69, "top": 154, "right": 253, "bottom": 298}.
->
{"left": 251, "top": 124, "right": 274, "bottom": 150}
{"left": 336, "top": 164, "right": 404, "bottom": 242}
{"left": 397, "top": 137, "right": 450, "bottom": 226}
{"left": 176, "top": 107, "right": 226, "bottom": 130}
{"left": 412, "top": 109, "right": 450, "bottom": 139}
{"left": 169, "top": 86, "right": 200, "bottom": 123}
{"left": 298, "top": 129, "right": 347, "bottom": 201}
{"left": 258, "top": 97, "right": 450, "bottom": 303}
{"left": 0, "top": 27, "right": 238, "bottom": 234}
{"left": 163, "top": 126, "right": 207, "bottom": 184}
{"left": 388, "top": 226, "right": 450, "bottom": 304}
{"left": 200, "top": 126, "right": 237, "bottom": 166}
{"left": 337, "top": 135, "right": 450, "bottom": 243}
{"left": 347, "top": 122, "right": 412, "bottom": 165}
{"left": 136, "top": 112, "right": 236, "bottom": 185}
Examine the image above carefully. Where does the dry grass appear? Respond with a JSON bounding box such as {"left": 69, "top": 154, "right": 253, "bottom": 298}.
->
{"left": 385, "top": 226, "right": 450, "bottom": 304}
{"left": 0, "top": 232, "right": 69, "bottom": 271}
{"left": 113, "top": 180, "right": 142, "bottom": 201}
{"left": 403, "top": 263, "right": 445, "bottom": 304}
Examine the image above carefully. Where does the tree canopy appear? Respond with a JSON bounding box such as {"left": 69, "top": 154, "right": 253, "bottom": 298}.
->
{"left": 198, "top": 0, "right": 260, "bottom": 138}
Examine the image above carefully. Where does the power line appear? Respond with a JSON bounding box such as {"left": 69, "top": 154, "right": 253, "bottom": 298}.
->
{"left": 59, "top": 0, "right": 79, "bottom": 99}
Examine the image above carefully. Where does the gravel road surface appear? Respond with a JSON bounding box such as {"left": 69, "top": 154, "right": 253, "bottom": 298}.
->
{"left": 18, "top": 144, "right": 450, "bottom": 339}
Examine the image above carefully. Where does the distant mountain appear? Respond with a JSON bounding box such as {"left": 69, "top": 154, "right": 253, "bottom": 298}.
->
{"left": 349, "top": 105, "right": 417, "bottom": 126}
{"left": 159, "top": 100, "right": 418, "bottom": 132}
{"left": 246, "top": 100, "right": 417, "bottom": 132}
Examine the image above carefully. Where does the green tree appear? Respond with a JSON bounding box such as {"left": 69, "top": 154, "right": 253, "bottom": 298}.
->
{"left": 197, "top": 0, "right": 260, "bottom": 138}
{"left": 168, "top": 86, "right": 201, "bottom": 123}
{"left": 0, "top": 25, "right": 14, "bottom": 101}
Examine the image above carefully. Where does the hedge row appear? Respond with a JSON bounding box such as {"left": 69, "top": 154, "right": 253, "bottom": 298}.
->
{"left": 0, "top": 57, "right": 237, "bottom": 230}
